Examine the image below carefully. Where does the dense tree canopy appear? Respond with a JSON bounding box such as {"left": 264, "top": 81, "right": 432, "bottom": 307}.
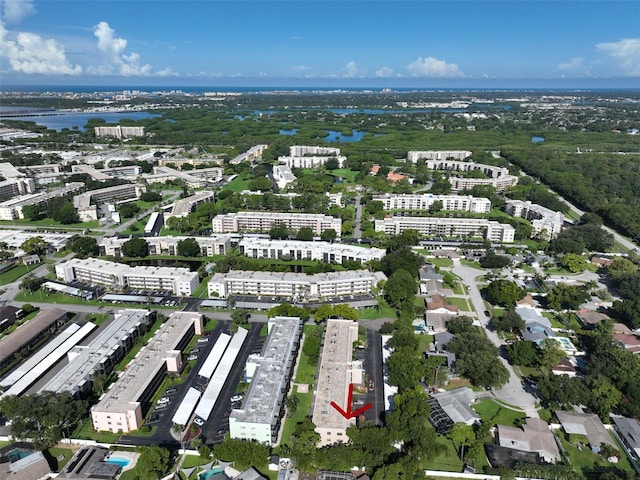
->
{"left": 121, "top": 237, "right": 150, "bottom": 257}
{"left": 484, "top": 279, "right": 526, "bottom": 307}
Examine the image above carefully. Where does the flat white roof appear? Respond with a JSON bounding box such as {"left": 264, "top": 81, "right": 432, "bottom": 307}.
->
{"left": 195, "top": 327, "right": 248, "bottom": 421}
{"left": 2, "top": 322, "right": 97, "bottom": 397}
{"left": 172, "top": 387, "right": 202, "bottom": 426}
{"left": 0, "top": 323, "right": 81, "bottom": 388}
{"left": 198, "top": 333, "right": 231, "bottom": 380}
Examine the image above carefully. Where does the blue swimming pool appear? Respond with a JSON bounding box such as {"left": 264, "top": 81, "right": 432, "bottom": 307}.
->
{"left": 8, "top": 448, "right": 35, "bottom": 463}
{"left": 199, "top": 466, "right": 223, "bottom": 479}
{"left": 105, "top": 456, "right": 131, "bottom": 468}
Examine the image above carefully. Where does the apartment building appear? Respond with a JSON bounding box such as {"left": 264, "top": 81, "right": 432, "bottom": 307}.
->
{"left": 165, "top": 190, "right": 215, "bottom": 220}
{"left": 312, "top": 319, "right": 364, "bottom": 447}
{"left": 375, "top": 216, "right": 515, "bottom": 243}
{"left": 73, "top": 183, "right": 146, "bottom": 221}
{"left": 208, "top": 270, "right": 386, "bottom": 301}
{"left": 373, "top": 193, "right": 491, "bottom": 213}
{"left": 407, "top": 150, "right": 472, "bottom": 163}
{"left": 94, "top": 125, "right": 146, "bottom": 139}
{"left": 0, "top": 177, "right": 35, "bottom": 201}
{"left": 55, "top": 258, "right": 200, "bottom": 296}
{"left": 449, "top": 175, "right": 519, "bottom": 192}
{"left": 0, "top": 182, "right": 84, "bottom": 220}
{"left": 90, "top": 311, "right": 203, "bottom": 433}
{"left": 238, "top": 238, "right": 385, "bottom": 264}
{"left": 273, "top": 164, "right": 297, "bottom": 189}
{"left": 506, "top": 200, "right": 566, "bottom": 239}
{"left": 212, "top": 211, "right": 342, "bottom": 236}
{"left": 229, "top": 316, "right": 302, "bottom": 445}
{"left": 289, "top": 146, "right": 341, "bottom": 157}
{"left": 99, "top": 235, "right": 231, "bottom": 257}
{"left": 229, "top": 144, "right": 269, "bottom": 165}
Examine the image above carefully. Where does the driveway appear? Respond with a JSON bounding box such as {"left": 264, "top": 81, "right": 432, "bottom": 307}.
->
{"left": 452, "top": 264, "right": 539, "bottom": 417}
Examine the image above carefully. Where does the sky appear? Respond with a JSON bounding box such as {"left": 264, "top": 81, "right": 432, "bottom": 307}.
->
{"left": 1, "top": 0, "right": 639, "bottom": 88}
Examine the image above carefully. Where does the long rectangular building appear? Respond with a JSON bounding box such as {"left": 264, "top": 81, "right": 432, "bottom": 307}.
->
{"left": 375, "top": 216, "right": 515, "bottom": 243}
{"left": 165, "top": 190, "right": 215, "bottom": 219}
{"left": 373, "top": 193, "right": 491, "bottom": 213}
{"left": 208, "top": 270, "right": 386, "bottom": 301}
{"left": 0, "top": 182, "right": 84, "bottom": 220}
{"left": 506, "top": 200, "right": 566, "bottom": 239}
{"left": 407, "top": 150, "right": 472, "bottom": 163}
{"left": 38, "top": 309, "right": 152, "bottom": 396}
{"left": 90, "top": 311, "right": 203, "bottom": 433}
{"left": 99, "top": 235, "right": 231, "bottom": 257}
{"left": 238, "top": 238, "right": 385, "bottom": 265}
{"left": 229, "top": 316, "right": 302, "bottom": 446}
{"left": 55, "top": 258, "right": 200, "bottom": 296}
{"left": 313, "top": 319, "right": 363, "bottom": 447}
{"left": 212, "top": 212, "right": 342, "bottom": 236}
{"left": 0, "top": 308, "right": 68, "bottom": 372}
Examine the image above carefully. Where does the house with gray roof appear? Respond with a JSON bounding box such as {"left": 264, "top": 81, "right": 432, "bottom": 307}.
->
{"left": 522, "top": 322, "right": 555, "bottom": 344}
{"left": 555, "top": 411, "right": 616, "bottom": 452}
{"left": 427, "top": 387, "right": 479, "bottom": 433}
{"left": 612, "top": 416, "right": 640, "bottom": 460}
{"left": 497, "top": 417, "right": 560, "bottom": 464}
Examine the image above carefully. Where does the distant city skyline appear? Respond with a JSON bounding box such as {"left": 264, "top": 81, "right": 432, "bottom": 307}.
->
{"left": 1, "top": 0, "right": 639, "bottom": 88}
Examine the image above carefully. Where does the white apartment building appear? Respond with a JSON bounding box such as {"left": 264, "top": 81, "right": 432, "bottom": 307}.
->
{"left": 273, "top": 164, "right": 297, "bottom": 189}
{"left": 165, "top": 190, "right": 215, "bottom": 220}
{"left": 407, "top": 150, "right": 472, "bottom": 163}
{"left": 0, "top": 177, "right": 35, "bottom": 201}
{"left": 0, "top": 182, "right": 84, "bottom": 221}
{"left": 90, "top": 311, "right": 203, "bottom": 433}
{"left": 99, "top": 235, "right": 231, "bottom": 257}
{"left": 238, "top": 238, "right": 385, "bottom": 265}
{"left": 373, "top": 193, "right": 491, "bottom": 213}
{"left": 94, "top": 125, "right": 146, "bottom": 139}
{"left": 73, "top": 183, "right": 146, "bottom": 221}
{"left": 212, "top": 212, "right": 342, "bottom": 236}
{"left": 506, "top": 200, "right": 566, "bottom": 239}
{"left": 289, "top": 146, "right": 341, "bottom": 157}
{"left": 208, "top": 270, "right": 386, "bottom": 301}
{"left": 229, "top": 144, "right": 269, "bottom": 165}
{"left": 144, "top": 166, "right": 209, "bottom": 188}
{"left": 449, "top": 175, "right": 519, "bottom": 192}
{"left": 278, "top": 145, "right": 346, "bottom": 169}
{"left": 313, "top": 319, "right": 364, "bottom": 447}
{"left": 229, "top": 316, "right": 302, "bottom": 445}
{"left": 55, "top": 258, "right": 200, "bottom": 296}
{"left": 375, "top": 216, "right": 515, "bottom": 243}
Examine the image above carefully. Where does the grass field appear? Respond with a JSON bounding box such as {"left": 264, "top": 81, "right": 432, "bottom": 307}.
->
{"left": 430, "top": 257, "right": 454, "bottom": 268}
{"left": 0, "top": 263, "right": 41, "bottom": 285}
{"left": 278, "top": 386, "right": 314, "bottom": 449}
{"left": 359, "top": 298, "right": 396, "bottom": 320}
{"left": 474, "top": 398, "right": 526, "bottom": 427}
{"left": 421, "top": 435, "right": 464, "bottom": 472}
{"left": 222, "top": 175, "right": 250, "bottom": 192}
{"left": 446, "top": 297, "right": 472, "bottom": 311}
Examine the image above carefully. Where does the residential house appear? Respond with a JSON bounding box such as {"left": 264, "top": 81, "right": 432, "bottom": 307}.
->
{"left": 496, "top": 418, "right": 561, "bottom": 464}
{"left": 611, "top": 416, "right": 640, "bottom": 460}
{"left": 427, "top": 387, "right": 479, "bottom": 434}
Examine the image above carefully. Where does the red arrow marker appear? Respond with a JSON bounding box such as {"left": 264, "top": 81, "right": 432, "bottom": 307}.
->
{"left": 330, "top": 383, "right": 372, "bottom": 419}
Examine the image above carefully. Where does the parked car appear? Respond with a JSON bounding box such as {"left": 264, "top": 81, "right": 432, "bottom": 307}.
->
{"left": 165, "top": 387, "right": 177, "bottom": 395}
{"left": 197, "top": 337, "right": 209, "bottom": 343}
{"left": 158, "top": 396, "right": 170, "bottom": 404}
{"left": 193, "top": 417, "right": 205, "bottom": 426}
{"left": 187, "top": 355, "right": 198, "bottom": 361}
{"left": 230, "top": 394, "right": 243, "bottom": 403}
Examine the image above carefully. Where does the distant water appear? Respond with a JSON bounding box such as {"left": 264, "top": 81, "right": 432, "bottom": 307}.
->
{"left": 3, "top": 110, "right": 159, "bottom": 132}
{"left": 531, "top": 136, "right": 545, "bottom": 143}
{"left": 279, "top": 129, "right": 297, "bottom": 136}
{"left": 325, "top": 129, "right": 365, "bottom": 143}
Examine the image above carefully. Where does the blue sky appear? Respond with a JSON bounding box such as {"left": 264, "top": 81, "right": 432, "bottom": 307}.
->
{"left": 1, "top": 0, "right": 639, "bottom": 87}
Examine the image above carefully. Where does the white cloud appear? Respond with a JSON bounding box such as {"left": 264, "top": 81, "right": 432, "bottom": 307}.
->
{"left": 91, "top": 21, "right": 151, "bottom": 76}
{"left": 406, "top": 56, "right": 464, "bottom": 78}
{"left": 2, "top": 0, "right": 35, "bottom": 24}
{"left": 596, "top": 38, "right": 640, "bottom": 75}
{"left": 558, "top": 57, "right": 584, "bottom": 71}
{"left": 344, "top": 60, "right": 358, "bottom": 77}
{"left": 375, "top": 66, "right": 394, "bottom": 77}
{"left": 0, "top": 22, "right": 82, "bottom": 74}
{"left": 292, "top": 64, "right": 311, "bottom": 71}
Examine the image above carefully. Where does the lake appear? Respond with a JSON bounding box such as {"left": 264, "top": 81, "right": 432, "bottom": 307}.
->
{"left": 531, "top": 136, "right": 545, "bottom": 143}
{"left": 4, "top": 110, "right": 160, "bottom": 132}
{"left": 325, "top": 129, "right": 365, "bottom": 143}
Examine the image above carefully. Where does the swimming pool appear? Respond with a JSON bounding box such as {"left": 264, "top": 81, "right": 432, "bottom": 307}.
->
{"left": 105, "top": 456, "right": 131, "bottom": 468}
{"left": 8, "top": 448, "right": 34, "bottom": 463}
{"left": 199, "top": 466, "right": 223, "bottom": 479}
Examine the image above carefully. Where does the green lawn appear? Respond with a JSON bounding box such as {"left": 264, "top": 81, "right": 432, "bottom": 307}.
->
{"left": 421, "top": 435, "right": 464, "bottom": 472}
{"left": 446, "top": 297, "right": 471, "bottom": 311}
{"left": 44, "top": 447, "right": 75, "bottom": 472}
{"left": 85, "top": 313, "right": 111, "bottom": 326}
{"left": 15, "top": 288, "right": 102, "bottom": 305}
{"left": 459, "top": 259, "right": 482, "bottom": 269}
{"left": 278, "top": 387, "right": 313, "bottom": 448}
{"left": 192, "top": 275, "right": 211, "bottom": 298}
{"left": 430, "top": 257, "right": 454, "bottom": 268}
{"left": 0, "top": 218, "right": 99, "bottom": 229}
{"left": 474, "top": 398, "right": 526, "bottom": 427}
{"left": 73, "top": 418, "right": 122, "bottom": 443}
{"left": 0, "top": 263, "right": 42, "bottom": 285}
{"left": 222, "top": 175, "right": 250, "bottom": 192}
{"left": 556, "top": 431, "right": 633, "bottom": 472}
{"left": 295, "top": 325, "right": 320, "bottom": 384}
{"left": 359, "top": 298, "right": 396, "bottom": 320}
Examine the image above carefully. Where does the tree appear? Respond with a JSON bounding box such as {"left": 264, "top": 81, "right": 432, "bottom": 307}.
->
{"left": 325, "top": 157, "right": 340, "bottom": 170}
{"left": 587, "top": 375, "right": 622, "bottom": 419}
{"left": 121, "top": 237, "right": 149, "bottom": 258}
{"left": 140, "top": 191, "right": 162, "bottom": 202}
{"left": 296, "top": 227, "right": 314, "bottom": 241}
{"left": 479, "top": 253, "right": 511, "bottom": 269}
{"left": 69, "top": 236, "right": 98, "bottom": 256}
{"left": 248, "top": 177, "right": 273, "bottom": 191}
{"left": 560, "top": 253, "right": 589, "bottom": 273}
{"left": 119, "top": 202, "right": 140, "bottom": 219}
{"left": 320, "top": 228, "right": 337, "bottom": 242}
{"left": 176, "top": 237, "right": 201, "bottom": 257}
{"left": 384, "top": 269, "right": 417, "bottom": 312}
{"left": 269, "top": 224, "right": 289, "bottom": 240}
{"left": 448, "top": 423, "right": 475, "bottom": 461}
{"left": 20, "top": 274, "right": 45, "bottom": 293}
{"left": 52, "top": 202, "right": 79, "bottom": 224}
{"left": 428, "top": 200, "right": 443, "bottom": 214}
{"left": 387, "top": 349, "right": 423, "bottom": 391}
{"left": 20, "top": 236, "right": 49, "bottom": 255}
{"left": 285, "top": 395, "right": 299, "bottom": 418}
{"left": 448, "top": 331, "right": 510, "bottom": 389}
{"left": 289, "top": 418, "right": 320, "bottom": 470}
{"left": 135, "top": 446, "right": 172, "bottom": 480}
{"left": 547, "top": 283, "right": 590, "bottom": 310}
{"left": 484, "top": 279, "right": 526, "bottom": 307}
{"left": 446, "top": 315, "right": 474, "bottom": 334}
{"left": 607, "top": 257, "right": 638, "bottom": 280}
{"left": 491, "top": 311, "right": 525, "bottom": 333}
{"left": 537, "top": 338, "right": 566, "bottom": 369}
{"left": 380, "top": 246, "right": 424, "bottom": 278}
{"left": 507, "top": 341, "right": 539, "bottom": 367}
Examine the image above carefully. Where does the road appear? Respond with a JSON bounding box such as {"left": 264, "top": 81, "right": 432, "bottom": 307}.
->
{"left": 352, "top": 194, "right": 363, "bottom": 239}
{"left": 452, "top": 264, "right": 539, "bottom": 417}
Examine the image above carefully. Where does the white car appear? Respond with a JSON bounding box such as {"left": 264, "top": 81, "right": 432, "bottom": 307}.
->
{"left": 230, "top": 394, "right": 243, "bottom": 403}
{"left": 193, "top": 417, "right": 205, "bottom": 426}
